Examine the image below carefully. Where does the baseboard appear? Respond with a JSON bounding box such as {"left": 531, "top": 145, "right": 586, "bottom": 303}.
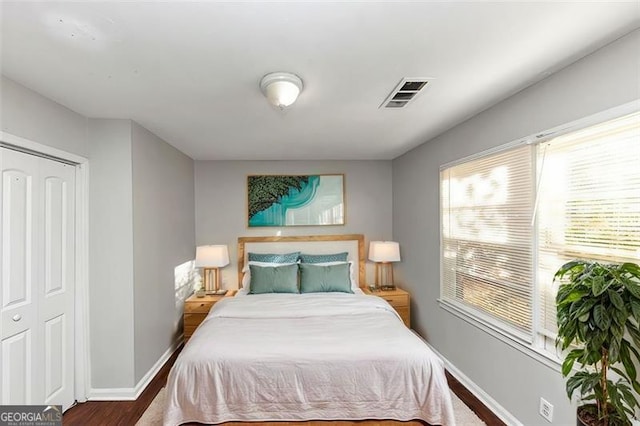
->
{"left": 88, "top": 335, "right": 183, "bottom": 401}
{"left": 420, "top": 338, "right": 523, "bottom": 426}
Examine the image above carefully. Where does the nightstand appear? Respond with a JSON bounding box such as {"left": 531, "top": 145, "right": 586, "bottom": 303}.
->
{"left": 363, "top": 287, "right": 411, "bottom": 327}
{"left": 183, "top": 290, "right": 236, "bottom": 343}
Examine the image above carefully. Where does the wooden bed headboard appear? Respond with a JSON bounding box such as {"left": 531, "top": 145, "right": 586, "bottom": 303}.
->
{"left": 237, "top": 234, "right": 366, "bottom": 288}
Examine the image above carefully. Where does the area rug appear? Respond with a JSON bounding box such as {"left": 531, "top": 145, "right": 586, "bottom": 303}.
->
{"left": 136, "top": 388, "right": 485, "bottom": 425}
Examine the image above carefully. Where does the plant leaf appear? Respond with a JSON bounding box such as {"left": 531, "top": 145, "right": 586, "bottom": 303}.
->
{"left": 630, "top": 299, "right": 640, "bottom": 323}
{"left": 612, "top": 305, "right": 628, "bottom": 326}
{"left": 620, "top": 262, "right": 640, "bottom": 277}
{"left": 559, "top": 290, "right": 588, "bottom": 306}
{"left": 608, "top": 289, "right": 625, "bottom": 310}
{"left": 611, "top": 324, "right": 624, "bottom": 343}
{"left": 611, "top": 366, "right": 627, "bottom": 378}
{"left": 626, "top": 340, "right": 640, "bottom": 365}
{"left": 562, "top": 349, "right": 582, "bottom": 376}
{"left": 566, "top": 375, "right": 583, "bottom": 399}
{"left": 593, "top": 304, "right": 610, "bottom": 331}
{"left": 627, "top": 322, "right": 640, "bottom": 349}
{"left": 619, "top": 340, "right": 636, "bottom": 381}
{"left": 622, "top": 278, "right": 640, "bottom": 299}
{"left": 592, "top": 275, "right": 609, "bottom": 296}
{"left": 618, "top": 384, "right": 640, "bottom": 411}
{"left": 554, "top": 261, "right": 585, "bottom": 281}
{"left": 610, "top": 337, "right": 620, "bottom": 363}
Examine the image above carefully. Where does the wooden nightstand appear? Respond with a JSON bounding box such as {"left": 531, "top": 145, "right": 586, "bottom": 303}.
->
{"left": 363, "top": 287, "right": 411, "bottom": 327}
{"left": 183, "top": 291, "right": 236, "bottom": 342}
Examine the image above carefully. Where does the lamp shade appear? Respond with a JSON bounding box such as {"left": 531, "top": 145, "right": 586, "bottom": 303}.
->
{"left": 195, "top": 245, "right": 229, "bottom": 267}
{"left": 260, "top": 72, "right": 303, "bottom": 108}
{"left": 368, "top": 241, "right": 401, "bottom": 262}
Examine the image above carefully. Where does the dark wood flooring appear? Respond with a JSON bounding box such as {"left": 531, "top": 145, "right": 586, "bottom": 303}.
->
{"left": 63, "top": 346, "right": 181, "bottom": 426}
{"left": 63, "top": 345, "right": 506, "bottom": 426}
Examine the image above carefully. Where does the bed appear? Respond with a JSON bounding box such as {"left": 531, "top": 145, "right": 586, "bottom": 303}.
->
{"left": 164, "top": 234, "right": 455, "bottom": 426}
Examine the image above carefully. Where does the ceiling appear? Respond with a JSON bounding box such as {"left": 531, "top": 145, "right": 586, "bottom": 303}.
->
{"left": 1, "top": 2, "right": 639, "bottom": 160}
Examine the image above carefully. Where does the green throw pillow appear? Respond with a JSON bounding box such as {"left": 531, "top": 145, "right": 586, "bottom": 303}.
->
{"left": 299, "top": 252, "right": 349, "bottom": 263}
{"left": 299, "top": 263, "right": 353, "bottom": 294}
{"left": 249, "top": 264, "right": 299, "bottom": 294}
{"left": 248, "top": 252, "right": 300, "bottom": 263}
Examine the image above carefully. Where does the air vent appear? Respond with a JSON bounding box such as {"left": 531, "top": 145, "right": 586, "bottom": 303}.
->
{"left": 380, "top": 78, "right": 430, "bottom": 109}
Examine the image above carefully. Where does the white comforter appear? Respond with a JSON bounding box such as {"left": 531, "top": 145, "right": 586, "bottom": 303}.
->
{"left": 164, "top": 293, "right": 455, "bottom": 425}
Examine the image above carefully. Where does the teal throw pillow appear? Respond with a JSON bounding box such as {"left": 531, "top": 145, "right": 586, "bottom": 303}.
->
{"left": 248, "top": 252, "right": 300, "bottom": 263}
{"left": 249, "top": 264, "right": 299, "bottom": 294}
{"left": 299, "top": 263, "right": 353, "bottom": 294}
{"left": 299, "top": 252, "right": 348, "bottom": 263}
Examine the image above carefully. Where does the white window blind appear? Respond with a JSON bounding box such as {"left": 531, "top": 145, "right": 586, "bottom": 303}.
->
{"left": 441, "top": 145, "right": 534, "bottom": 338}
{"left": 440, "top": 107, "right": 639, "bottom": 358}
{"left": 537, "top": 111, "right": 640, "bottom": 336}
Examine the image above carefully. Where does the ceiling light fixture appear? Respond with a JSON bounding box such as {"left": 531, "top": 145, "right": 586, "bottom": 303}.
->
{"left": 259, "top": 72, "right": 303, "bottom": 109}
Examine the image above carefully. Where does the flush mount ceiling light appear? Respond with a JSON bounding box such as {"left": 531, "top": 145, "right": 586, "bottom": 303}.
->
{"left": 259, "top": 72, "right": 303, "bottom": 109}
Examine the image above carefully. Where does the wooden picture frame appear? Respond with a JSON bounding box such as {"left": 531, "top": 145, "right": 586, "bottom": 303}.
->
{"left": 247, "top": 174, "right": 345, "bottom": 227}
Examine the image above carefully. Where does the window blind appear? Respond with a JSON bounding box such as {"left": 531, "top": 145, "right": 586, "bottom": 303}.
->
{"left": 441, "top": 144, "right": 534, "bottom": 337}
{"left": 537, "top": 111, "right": 640, "bottom": 336}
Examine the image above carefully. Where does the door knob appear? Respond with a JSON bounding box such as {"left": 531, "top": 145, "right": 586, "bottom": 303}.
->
{"left": 12, "top": 314, "right": 22, "bottom": 322}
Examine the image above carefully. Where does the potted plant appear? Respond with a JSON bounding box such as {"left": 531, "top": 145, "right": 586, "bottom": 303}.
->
{"left": 555, "top": 260, "right": 640, "bottom": 426}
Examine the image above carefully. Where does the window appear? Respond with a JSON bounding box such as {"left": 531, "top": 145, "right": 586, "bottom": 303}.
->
{"left": 441, "top": 146, "right": 534, "bottom": 341}
{"left": 440, "top": 108, "right": 640, "bottom": 357}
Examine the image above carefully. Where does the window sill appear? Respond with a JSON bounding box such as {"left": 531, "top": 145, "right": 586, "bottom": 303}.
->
{"left": 438, "top": 298, "right": 563, "bottom": 372}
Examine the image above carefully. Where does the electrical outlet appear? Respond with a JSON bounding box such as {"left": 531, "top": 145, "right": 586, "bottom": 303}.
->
{"left": 539, "top": 397, "right": 554, "bottom": 422}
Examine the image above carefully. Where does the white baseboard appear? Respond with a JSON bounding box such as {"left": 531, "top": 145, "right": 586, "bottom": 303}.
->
{"left": 88, "top": 335, "right": 183, "bottom": 401}
{"left": 421, "top": 338, "right": 523, "bottom": 426}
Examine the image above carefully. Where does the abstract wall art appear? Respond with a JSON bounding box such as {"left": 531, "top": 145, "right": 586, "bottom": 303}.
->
{"left": 247, "top": 174, "right": 345, "bottom": 227}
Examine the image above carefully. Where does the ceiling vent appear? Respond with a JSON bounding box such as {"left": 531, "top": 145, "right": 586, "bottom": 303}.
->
{"left": 380, "top": 78, "right": 430, "bottom": 109}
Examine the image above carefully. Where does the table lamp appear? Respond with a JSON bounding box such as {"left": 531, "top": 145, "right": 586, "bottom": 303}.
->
{"left": 368, "top": 241, "right": 401, "bottom": 291}
{"left": 195, "top": 245, "right": 229, "bottom": 295}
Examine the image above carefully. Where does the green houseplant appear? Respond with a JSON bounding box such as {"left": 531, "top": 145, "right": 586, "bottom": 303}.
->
{"left": 555, "top": 260, "right": 640, "bottom": 426}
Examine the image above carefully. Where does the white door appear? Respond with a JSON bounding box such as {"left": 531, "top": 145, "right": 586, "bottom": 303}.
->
{"left": 0, "top": 147, "right": 75, "bottom": 410}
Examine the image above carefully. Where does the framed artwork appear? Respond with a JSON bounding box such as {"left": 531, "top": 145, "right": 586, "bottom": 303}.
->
{"left": 247, "top": 174, "right": 345, "bottom": 227}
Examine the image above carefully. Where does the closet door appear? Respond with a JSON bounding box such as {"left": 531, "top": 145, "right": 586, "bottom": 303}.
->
{"left": 0, "top": 147, "right": 75, "bottom": 410}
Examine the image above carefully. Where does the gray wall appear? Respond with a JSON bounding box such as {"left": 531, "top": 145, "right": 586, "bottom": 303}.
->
{"left": 392, "top": 29, "right": 640, "bottom": 425}
{"left": 1, "top": 76, "right": 196, "bottom": 391}
{"left": 195, "top": 160, "right": 393, "bottom": 288}
{"left": 88, "top": 119, "right": 136, "bottom": 388}
{"left": 0, "top": 75, "right": 88, "bottom": 157}
{"left": 88, "top": 119, "right": 197, "bottom": 389}
{"left": 131, "top": 122, "right": 195, "bottom": 384}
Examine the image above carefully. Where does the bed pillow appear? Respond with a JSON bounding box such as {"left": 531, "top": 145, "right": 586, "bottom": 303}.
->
{"left": 241, "top": 261, "right": 298, "bottom": 290}
{"left": 248, "top": 252, "right": 300, "bottom": 263}
{"left": 299, "top": 252, "right": 349, "bottom": 263}
{"left": 299, "top": 263, "right": 353, "bottom": 294}
{"left": 249, "top": 264, "right": 299, "bottom": 294}
{"left": 310, "top": 260, "right": 357, "bottom": 290}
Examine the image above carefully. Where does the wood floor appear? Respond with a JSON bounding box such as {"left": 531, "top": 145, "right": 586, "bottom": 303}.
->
{"left": 63, "top": 345, "right": 506, "bottom": 426}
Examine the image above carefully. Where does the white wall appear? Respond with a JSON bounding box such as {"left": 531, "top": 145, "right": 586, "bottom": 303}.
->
{"left": 0, "top": 75, "right": 88, "bottom": 157}
{"left": 392, "top": 29, "right": 640, "bottom": 425}
{"left": 131, "top": 122, "right": 195, "bottom": 384}
{"left": 88, "top": 119, "right": 136, "bottom": 388}
{"left": 195, "top": 160, "right": 393, "bottom": 288}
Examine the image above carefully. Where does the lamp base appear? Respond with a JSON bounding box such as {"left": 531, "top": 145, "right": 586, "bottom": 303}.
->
{"left": 374, "top": 262, "right": 395, "bottom": 291}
